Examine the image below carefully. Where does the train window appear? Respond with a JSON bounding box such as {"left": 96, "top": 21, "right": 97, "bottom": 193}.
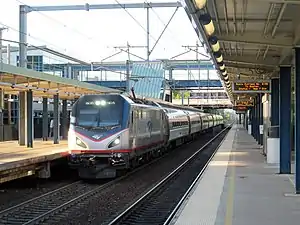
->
{"left": 131, "top": 111, "right": 134, "bottom": 123}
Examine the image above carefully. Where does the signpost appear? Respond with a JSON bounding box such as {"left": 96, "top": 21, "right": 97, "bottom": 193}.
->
{"left": 233, "top": 106, "right": 248, "bottom": 112}
{"left": 232, "top": 80, "right": 271, "bottom": 93}
{"left": 235, "top": 100, "right": 254, "bottom": 107}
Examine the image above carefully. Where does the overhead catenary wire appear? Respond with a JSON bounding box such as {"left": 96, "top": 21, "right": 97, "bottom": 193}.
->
{"left": 1, "top": 37, "right": 163, "bottom": 82}
{"left": 0, "top": 21, "right": 67, "bottom": 53}
{"left": 113, "top": 0, "right": 158, "bottom": 43}
{"left": 15, "top": 0, "right": 164, "bottom": 63}
{"left": 145, "top": 0, "right": 184, "bottom": 47}
{"left": 4, "top": 1, "right": 206, "bottom": 89}
{"left": 15, "top": 0, "right": 95, "bottom": 41}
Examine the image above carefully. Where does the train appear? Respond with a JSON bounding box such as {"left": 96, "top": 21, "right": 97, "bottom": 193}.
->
{"left": 67, "top": 93, "right": 225, "bottom": 179}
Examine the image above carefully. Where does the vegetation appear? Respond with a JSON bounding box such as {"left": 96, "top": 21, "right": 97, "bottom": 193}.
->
{"left": 172, "top": 90, "right": 190, "bottom": 99}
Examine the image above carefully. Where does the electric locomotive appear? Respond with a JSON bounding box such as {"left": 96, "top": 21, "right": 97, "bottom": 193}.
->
{"left": 68, "top": 93, "right": 224, "bottom": 179}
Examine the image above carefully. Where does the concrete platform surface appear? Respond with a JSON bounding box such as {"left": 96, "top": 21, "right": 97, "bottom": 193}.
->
{"left": 171, "top": 124, "right": 299, "bottom": 225}
{"left": 0, "top": 140, "right": 68, "bottom": 171}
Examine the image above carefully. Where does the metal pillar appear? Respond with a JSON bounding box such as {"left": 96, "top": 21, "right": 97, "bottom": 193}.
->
{"left": 18, "top": 91, "right": 26, "bottom": 145}
{"left": 256, "top": 96, "right": 259, "bottom": 142}
{"left": 7, "top": 95, "right": 12, "bottom": 125}
{"left": 271, "top": 78, "right": 279, "bottom": 126}
{"left": 294, "top": 47, "right": 300, "bottom": 193}
{"left": 279, "top": 66, "right": 291, "bottom": 174}
{"left": 62, "top": 65, "right": 72, "bottom": 78}
{"left": 126, "top": 60, "right": 130, "bottom": 93}
{"left": 0, "top": 89, "right": 3, "bottom": 142}
{"left": 253, "top": 97, "right": 258, "bottom": 140}
{"left": 146, "top": 7, "right": 150, "bottom": 61}
{"left": 251, "top": 98, "right": 256, "bottom": 138}
{"left": 255, "top": 96, "right": 259, "bottom": 141}
{"left": 169, "top": 69, "right": 173, "bottom": 103}
{"left": 249, "top": 108, "right": 252, "bottom": 131}
{"left": 0, "top": 28, "right": 8, "bottom": 63}
{"left": 62, "top": 99, "right": 68, "bottom": 139}
{"left": 19, "top": 5, "right": 27, "bottom": 68}
{"left": 53, "top": 94, "right": 59, "bottom": 144}
{"left": 26, "top": 90, "right": 33, "bottom": 148}
{"left": 258, "top": 93, "right": 263, "bottom": 145}
{"left": 7, "top": 44, "right": 11, "bottom": 64}
{"left": 42, "top": 97, "right": 48, "bottom": 141}
{"left": 257, "top": 95, "right": 261, "bottom": 143}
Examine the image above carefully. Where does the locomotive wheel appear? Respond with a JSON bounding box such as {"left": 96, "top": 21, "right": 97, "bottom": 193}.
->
{"left": 130, "top": 157, "right": 139, "bottom": 169}
{"left": 116, "top": 169, "right": 127, "bottom": 177}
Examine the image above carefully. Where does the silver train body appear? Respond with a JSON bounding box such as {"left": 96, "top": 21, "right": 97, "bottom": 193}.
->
{"left": 68, "top": 94, "right": 224, "bottom": 179}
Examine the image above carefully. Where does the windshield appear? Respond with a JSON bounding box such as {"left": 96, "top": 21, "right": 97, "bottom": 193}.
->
{"left": 74, "top": 95, "right": 124, "bottom": 131}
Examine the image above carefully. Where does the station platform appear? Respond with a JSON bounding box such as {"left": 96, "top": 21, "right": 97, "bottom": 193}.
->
{"left": 0, "top": 140, "right": 69, "bottom": 184}
{"left": 171, "top": 124, "right": 299, "bottom": 225}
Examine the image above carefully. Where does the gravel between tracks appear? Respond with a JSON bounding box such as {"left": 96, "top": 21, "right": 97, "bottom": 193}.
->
{"left": 44, "top": 131, "right": 218, "bottom": 225}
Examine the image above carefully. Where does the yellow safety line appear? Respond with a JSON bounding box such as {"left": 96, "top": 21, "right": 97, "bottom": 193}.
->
{"left": 224, "top": 138, "right": 236, "bottom": 225}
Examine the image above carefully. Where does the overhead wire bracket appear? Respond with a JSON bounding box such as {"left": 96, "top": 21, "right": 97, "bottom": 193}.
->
{"left": 149, "top": 7, "right": 179, "bottom": 56}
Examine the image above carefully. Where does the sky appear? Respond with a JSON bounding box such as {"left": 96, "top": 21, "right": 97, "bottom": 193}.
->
{"left": 0, "top": 0, "right": 218, "bottom": 80}
{"left": 0, "top": 0, "right": 212, "bottom": 61}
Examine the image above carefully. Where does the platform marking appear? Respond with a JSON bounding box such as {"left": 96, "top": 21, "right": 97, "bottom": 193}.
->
{"left": 224, "top": 134, "right": 237, "bottom": 225}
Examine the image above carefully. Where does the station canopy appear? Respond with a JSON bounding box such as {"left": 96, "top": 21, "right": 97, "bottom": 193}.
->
{"left": 208, "top": 0, "right": 299, "bottom": 99}
{"left": 184, "top": 0, "right": 300, "bottom": 102}
{"left": 0, "top": 63, "right": 120, "bottom": 99}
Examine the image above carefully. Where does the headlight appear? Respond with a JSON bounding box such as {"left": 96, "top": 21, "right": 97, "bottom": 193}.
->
{"left": 108, "top": 137, "right": 120, "bottom": 148}
{"left": 76, "top": 137, "right": 87, "bottom": 148}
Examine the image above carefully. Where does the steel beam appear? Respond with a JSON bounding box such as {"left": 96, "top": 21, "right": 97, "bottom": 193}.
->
{"left": 212, "top": 0, "right": 300, "bottom": 4}
{"left": 149, "top": 7, "right": 179, "bottom": 56}
{"left": 26, "top": 89, "right": 33, "bottom": 148}
{"left": 252, "top": 97, "right": 257, "bottom": 139}
{"left": 224, "top": 55, "right": 278, "bottom": 68}
{"left": 27, "top": 2, "right": 181, "bottom": 12}
{"left": 279, "top": 66, "right": 291, "bottom": 174}
{"left": 0, "top": 89, "right": 3, "bottom": 142}
{"left": 294, "top": 47, "right": 300, "bottom": 193}
{"left": 19, "top": 5, "right": 27, "bottom": 68}
{"left": 126, "top": 60, "right": 130, "bottom": 93}
{"left": 218, "top": 33, "right": 293, "bottom": 48}
{"left": 44, "top": 60, "right": 215, "bottom": 72}
{"left": 42, "top": 97, "right": 48, "bottom": 141}
{"left": 62, "top": 99, "right": 68, "bottom": 140}
{"left": 293, "top": 20, "right": 300, "bottom": 46}
{"left": 146, "top": 7, "right": 150, "bottom": 61}
{"left": 258, "top": 93, "right": 263, "bottom": 145}
{"left": 271, "top": 78, "right": 279, "bottom": 126}
{"left": 212, "top": 18, "right": 292, "bottom": 23}
{"left": 53, "top": 94, "right": 59, "bottom": 144}
{"left": 19, "top": 2, "right": 181, "bottom": 72}
{"left": 256, "top": 96, "right": 260, "bottom": 141}
{"left": 18, "top": 91, "right": 26, "bottom": 146}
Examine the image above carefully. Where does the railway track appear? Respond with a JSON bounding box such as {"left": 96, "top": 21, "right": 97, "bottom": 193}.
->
{"left": 0, "top": 126, "right": 230, "bottom": 225}
{"left": 107, "top": 126, "right": 230, "bottom": 225}
{"left": 0, "top": 180, "right": 100, "bottom": 225}
{"left": 0, "top": 141, "right": 176, "bottom": 225}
